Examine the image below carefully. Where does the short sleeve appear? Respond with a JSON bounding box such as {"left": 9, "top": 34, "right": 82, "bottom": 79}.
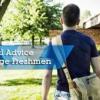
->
{"left": 90, "top": 39, "right": 99, "bottom": 57}
{"left": 40, "top": 41, "right": 57, "bottom": 69}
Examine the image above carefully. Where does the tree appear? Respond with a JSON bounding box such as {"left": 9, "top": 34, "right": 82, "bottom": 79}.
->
{"left": 0, "top": 0, "right": 61, "bottom": 46}
{"left": 35, "top": 3, "right": 61, "bottom": 45}
{"left": 0, "top": 0, "right": 11, "bottom": 21}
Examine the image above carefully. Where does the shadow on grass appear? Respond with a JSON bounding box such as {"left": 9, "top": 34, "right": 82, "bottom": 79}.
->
{"left": 0, "top": 75, "right": 57, "bottom": 86}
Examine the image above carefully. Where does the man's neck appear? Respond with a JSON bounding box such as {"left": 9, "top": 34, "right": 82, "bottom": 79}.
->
{"left": 62, "top": 24, "right": 76, "bottom": 32}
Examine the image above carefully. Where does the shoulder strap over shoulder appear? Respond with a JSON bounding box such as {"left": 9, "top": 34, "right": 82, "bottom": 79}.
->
{"left": 51, "top": 35, "right": 74, "bottom": 84}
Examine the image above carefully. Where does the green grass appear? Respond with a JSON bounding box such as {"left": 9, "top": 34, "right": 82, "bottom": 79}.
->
{"left": 0, "top": 85, "right": 55, "bottom": 100}
{"left": 97, "top": 45, "right": 100, "bottom": 51}
{"left": 0, "top": 70, "right": 57, "bottom": 100}
{"left": 1, "top": 45, "right": 99, "bottom": 100}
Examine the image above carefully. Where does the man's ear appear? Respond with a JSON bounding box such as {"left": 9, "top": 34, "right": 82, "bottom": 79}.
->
{"left": 60, "top": 16, "right": 64, "bottom": 25}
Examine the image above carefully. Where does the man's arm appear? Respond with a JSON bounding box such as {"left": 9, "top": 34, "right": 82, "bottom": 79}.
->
{"left": 42, "top": 69, "right": 53, "bottom": 100}
{"left": 91, "top": 56, "right": 100, "bottom": 78}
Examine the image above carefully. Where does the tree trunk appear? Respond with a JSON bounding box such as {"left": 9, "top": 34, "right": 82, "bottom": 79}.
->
{"left": 40, "top": 36, "right": 42, "bottom": 45}
{"left": 0, "top": 0, "right": 11, "bottom": 22}
{"left": 32, "top": 34, "right": 35, "bottom": 48}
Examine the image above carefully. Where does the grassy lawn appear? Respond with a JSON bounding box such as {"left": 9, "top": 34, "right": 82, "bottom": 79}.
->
{"left": 97, "top": 45, "right": 100, "bottom": 51}
{"left": 0, "top": 45, "right": 99, "bottom": 100}
{"left": 0, "top": 70, "right": 57, "bottom": 100}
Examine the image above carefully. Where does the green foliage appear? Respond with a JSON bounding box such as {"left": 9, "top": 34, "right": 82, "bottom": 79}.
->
{"left": 0, "top": 70, "right": 57, "bottom": 100}
{"left": 0, "top": 0, "right": 61, "bottom": 42}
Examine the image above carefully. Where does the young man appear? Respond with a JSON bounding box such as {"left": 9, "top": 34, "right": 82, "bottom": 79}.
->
{"left": 42, "top": 4, "right": 100, "bottom": 100}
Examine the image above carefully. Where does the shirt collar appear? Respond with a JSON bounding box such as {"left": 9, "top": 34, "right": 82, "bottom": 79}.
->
{"left": 62, "top": 24, "right": 76, "bottom": 32}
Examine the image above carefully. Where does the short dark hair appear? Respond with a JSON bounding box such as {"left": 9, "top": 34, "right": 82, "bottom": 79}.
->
{"left": 62, "top": 4, "right": 80, "bottom": 27}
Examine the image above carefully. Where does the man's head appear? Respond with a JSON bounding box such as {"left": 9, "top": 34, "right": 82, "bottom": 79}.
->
{"left": 61, "top": 4, "right": 80, "bottom": 27}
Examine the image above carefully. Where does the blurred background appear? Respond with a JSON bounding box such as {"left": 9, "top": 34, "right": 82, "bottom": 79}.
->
{"left": 0, "top": 0, "right": 100, "bottom": 100}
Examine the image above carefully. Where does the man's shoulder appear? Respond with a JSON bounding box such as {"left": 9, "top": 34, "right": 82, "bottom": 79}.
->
{"left": 76, "top": 30, "right": 89, "bottom": 38}
{"left": 76, "top": 31, "right": 94, "bottom": 44}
